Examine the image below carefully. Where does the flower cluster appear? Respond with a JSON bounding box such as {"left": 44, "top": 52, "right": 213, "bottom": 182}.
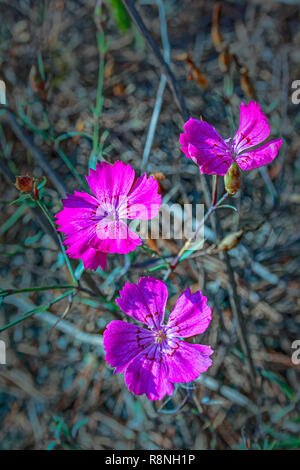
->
{"left": 56, "top": 101, "right": 282, "bottom": 400}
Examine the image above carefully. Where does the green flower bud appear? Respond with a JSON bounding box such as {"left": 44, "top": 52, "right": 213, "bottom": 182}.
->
{"left": 224, "top": 162, "right": 242, "bottom": 195}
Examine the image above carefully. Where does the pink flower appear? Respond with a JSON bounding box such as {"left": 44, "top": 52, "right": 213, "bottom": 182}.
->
{"left": 103, "top": 277, "right": 213, "bottom": 400}
{"left": 55, "top": 161, "right": 161, "bottom": 271}
{"left": 180, "top": 101, "right": 283, "bottom": 175}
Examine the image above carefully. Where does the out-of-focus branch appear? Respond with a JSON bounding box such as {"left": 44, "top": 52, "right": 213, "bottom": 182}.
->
{"left": 223, "top": 249, "right": 257, "bottom": 385}
{"left": 121, "top": 0, "right": 189, "bottom": 121}
{"left": 4, "top": 296, "right": 104, "bottom": 350}
{"left": 163, "top": 191, "right": 229, "bottom": 280}
{"left": 141, "top": 0, "right": 170, "bottom": 171}
{"left": 0, "top": 106, "right": 66, "bottom": 197}
{"left": 201, "top": 175, "right": 257, "bottom": 388}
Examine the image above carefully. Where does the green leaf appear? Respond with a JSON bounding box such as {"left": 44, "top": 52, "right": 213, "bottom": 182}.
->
{"left": 216, "top": 204, "right": 238, "bottom": 212}
{"left": 179, "top": 240, "right": 204, "bottom": 262}
{"left": 24, "top": 231, "right": 43, "bottom": 246}
{"left": 273, "top": 437, "right": 300, "bottom": 449}
{"left": 0, "top": 204, "right": 28, "bottom": 236}
{"left": 148, "top": 263, "right": 169, "bottom": 273}
{"left": 46, "top": 441, "right": 57, "bottom": 451}
{"left": 74, "top": 260, "right": 85, "bottom": 280}
{"left": 9, "top": 194, "right": 31, "bottom": 205}
{"left": 260, "top": 370, "right": 295, "bottom": 401}
{"left": 55, "top": 131, "right": 93, "bottom": 144}
{"left": 109, "top": 0, "right": 132, "bottom": 31}
{"left": 72, "top": 418, "right": 89, "bottom": 438}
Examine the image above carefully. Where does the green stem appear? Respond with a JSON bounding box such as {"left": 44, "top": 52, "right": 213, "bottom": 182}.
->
{"left": 55, "top": 146, "right": 88, "bottom": 189}
{"left": 90, "top": 30, "right": 105, "bottom": 168}
{"left": 212, "top": 175, "right": 218, "bottom": 206}
{"left": 164, "top": 192, "right": 229, "bottom": 279}
{"left": 55, "top": 132, "right": 93, "bottom": 144}
{"left": 0, "top": 285, "right": 75, "bottom": 298}
{"left": 0, "top": 289, "right": 74, "bottom": 332}
{"left": 141, "top": 243, "right": 169, "bottom": 265}
{"left": 36, "top": 200, "right": 78, "bottom": 285}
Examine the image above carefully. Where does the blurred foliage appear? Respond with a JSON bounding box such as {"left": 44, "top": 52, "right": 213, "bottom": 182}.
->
{"left": 108, "top": 0, "right": 132, "bottom": 31}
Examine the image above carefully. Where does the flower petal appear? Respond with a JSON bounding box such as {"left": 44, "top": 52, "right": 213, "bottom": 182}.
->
{"left": 167, "top": 287, "right": 212, "bottom": 337}
{"left": 125, "top": 174, "right": 161, "bottom": 220}
{"left": 165, "top": 339, "right": 213, "bottom": 383}
{"left": 63, "top": 228, "right": 107, "bottom": 270}
{"left": 55, "top": 191, "right": 99, "bottom": 235}
{"left": 86, "top": 161, "right": 135, "bottom": 204}
{"left": 95, "top": 219, "right": 142, "bottom": 254}
{"left": 63, "top": 219, "right": 100, "bottom": 253}
{"left": 103, "top": 320, "right": 153, "bottom": 374}
{"left": 233, "top": 102, "right": 270, "bottom": 154}
{"left": 124, "top": 345, "right": 174, "bottom": 400}
{"left": 81, "top": 247, "right": 107, "bottom": 271}
{"left": 116, "top": 277, "right": 168, "bottom": 328}
{"left": 180, "top": 118, "right": 232, "bottom": 175}
{"left": 235, "top": 138, "right": 283, "bottom": 171}
{"left": 59, "top": 190, "right": 98, "bottom": 209}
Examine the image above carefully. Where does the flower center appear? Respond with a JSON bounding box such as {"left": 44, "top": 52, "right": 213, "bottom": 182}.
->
{"left": 154, "top": 329, "right": 167, "bottom": 344}
{"left": 225, "top": 137, "right": 237, "bottom": 159}
{"left": 106, "top": 208, "right": 118, "bottom": 222}
{"left": 95, "top": 204, "right": 119, "bottom": 222}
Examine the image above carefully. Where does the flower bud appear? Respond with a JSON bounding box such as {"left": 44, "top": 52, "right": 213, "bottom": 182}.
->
{"left": 240, "top": 67, "right": 256, "bottom": 101}
{"left": 33, "top": 182, "right": 40, "bottom": 201}
{"left": 219, "top": 48, "right": 231, "bottom": 73}
{"left": 29, "top": 65, "right": 46, "bottom": 98}
{"left": 15, "top": 175, "right": 34, "bottom": 193}
{"left": 217, "top": 229, "right": 244, "bottom": 252}
{"left": 224, "top": 162, "right": 242, "bottom": 195}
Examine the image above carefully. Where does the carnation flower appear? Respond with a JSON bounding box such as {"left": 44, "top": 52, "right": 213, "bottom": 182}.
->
{"left": 103, "top": 277, "right": 213, "bottom": 400}
{"left": 180, "top": 101, "right": 283, "bottom": 175}
{"left": 55, "top": 161, "right": 161, "bottom": 271}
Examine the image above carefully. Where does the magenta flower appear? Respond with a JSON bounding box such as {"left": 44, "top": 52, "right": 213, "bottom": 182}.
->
{"left": 55, "top": 161, "right": 161, "bottom": 271}
{"left": 180, "top": 101, "right": 283, "bottom": 175}
{"left": 103, "top": 277, "right": 213, "bottom": 400}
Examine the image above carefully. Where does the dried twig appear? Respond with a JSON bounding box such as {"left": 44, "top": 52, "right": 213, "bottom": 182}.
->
{"left": 5, "top": 296, "right": 103, "bottom": 349}
{"left": 0, "top": 106, "right": 66, "bottom": 197}
{"left": 201, "top": 175, "right": 257, "bottom": 388}
{"left": 141, "top": 0, "right": 170, "bottom": 171}
{"left": 122, "top": 0, "right": 189, "bottom": 121}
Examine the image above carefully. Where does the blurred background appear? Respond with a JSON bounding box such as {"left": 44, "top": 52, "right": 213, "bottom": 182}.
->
{"left": 0, "top": 0, "right": 300, "bottom": 450}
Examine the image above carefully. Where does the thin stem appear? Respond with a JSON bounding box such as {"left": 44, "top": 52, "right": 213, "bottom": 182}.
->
{"left": 163, "top": 192, "right": 229, "bottom": 280}
{"left": 0, "top": 285, "right": 75, "bottom": 298}
{"left": 212, "top": 175, "right": 218, "bottom": 206}
{"left": 92, "top": 33, "right": 105, "bottom": 160}
{"left": 141, "top": 0, "right": 170, "bottom": 171}
{"left": 201, "top": 174, "right": 257, "bottom": 389}
{"left": 0, "top": 105, "right": 66, "bottom": 197}
{"left": 0, "top": 289, "right": 74, "bottom": 333}
{"left": 55, "top": 145, "right": 88, "bottom": 190}
{"left": 90, "top": 3, "right": 106, "bottom": 168}
{"left": 36, "top": 200, "right": 77, "bottom": 285}
{"left": 122, "top": 0, "right": 189, "bottom": 121}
